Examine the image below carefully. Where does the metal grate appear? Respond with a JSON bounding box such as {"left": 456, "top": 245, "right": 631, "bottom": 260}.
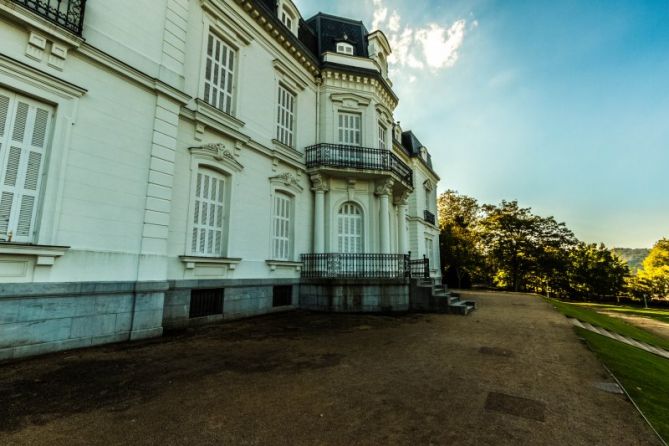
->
{"left": 11, "top": 0, "right": 87, "bottom": 35}
{"left": 301, "top": 253, "right": 410, "bottom": 279}
{"left": 189, "top": 288, "right": 224, "bottom": 318}
{"left": 273, "top": 285, "right": 293, "bottom": 307}
{"left": 305, "top": 143, "right": 413, "bottom": 188}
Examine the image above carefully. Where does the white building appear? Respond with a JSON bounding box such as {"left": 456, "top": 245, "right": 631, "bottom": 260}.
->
{"left": 0, "top": 0, "right": 444, "bottom": 360}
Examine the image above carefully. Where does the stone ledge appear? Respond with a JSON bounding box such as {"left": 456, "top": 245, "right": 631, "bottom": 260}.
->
{"left": 0, "top": 280, "right": 169, "bottom": 299}
{"left": 180, "top": 256, "right": 242, "bottom": 270}
{"left": 265, "top": 259, "right": 302, "bottom": 272}
{"left": 0, "top": 242, "right": 69, "bottom": 266}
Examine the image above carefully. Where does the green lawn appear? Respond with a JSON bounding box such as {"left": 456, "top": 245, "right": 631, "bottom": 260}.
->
{"left": 570, "top": 302, "right": 669, "bottom": 324}
{"left": 547, "top": 298, "right": 669, "bottom": 351}
{"left": 576, "top": 328, "right": 669, "bottom": 443}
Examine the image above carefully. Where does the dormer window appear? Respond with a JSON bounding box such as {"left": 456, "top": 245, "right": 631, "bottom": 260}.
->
{"left": 336, "top": 42, "right": 354, "bottom": 56}
{"left": 281, "top": 11, "right": 293, "bottom": 30}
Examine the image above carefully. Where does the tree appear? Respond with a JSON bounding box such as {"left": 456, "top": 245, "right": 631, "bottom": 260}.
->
{"left": 567, "top": 243, "right": 629, "bottom": 300}
{"left": 637, "top": 239, "right": 669, "bottom": 299}
{"left": 437, "top": 190, "right": 484, "bottom": 288}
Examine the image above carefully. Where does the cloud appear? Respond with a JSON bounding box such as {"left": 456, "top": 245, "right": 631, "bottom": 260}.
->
{"left": 370, "top": 0, "right": 470, "bottom": 74}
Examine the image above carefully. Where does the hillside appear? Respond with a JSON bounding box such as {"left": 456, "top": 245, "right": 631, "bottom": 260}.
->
{"left": 613, "top": 248, "right": 650, "bottom": 273}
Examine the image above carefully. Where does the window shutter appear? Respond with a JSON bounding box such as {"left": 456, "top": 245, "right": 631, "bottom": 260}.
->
{"left": 191, "top": 169, "right": 225, "bottom": 256}
{"left": 0, "top": 92, "right": 50, "bottom": 242}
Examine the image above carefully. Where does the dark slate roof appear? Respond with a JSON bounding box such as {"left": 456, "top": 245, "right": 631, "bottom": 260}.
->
{"left": 401, "top": 131, "right": 434, "bottom": 169}
{"left": 305, "top": 13, "right": 370, "bottom": 59}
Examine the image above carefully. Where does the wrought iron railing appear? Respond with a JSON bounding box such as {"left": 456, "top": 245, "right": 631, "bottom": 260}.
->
{"left": 424, "top": 210, "right": 436, "bottom": 225}
{"left": 305, "top": 143, "right": 413, "bottom": 187}
{"left": 11, "top": 0, "right": 86, "bottom": 35}
{"left": 301, "top": 253, "right": 410, "bottom": 279}
{"left": 409, "top": 255, "right": 430, "bottom": 279}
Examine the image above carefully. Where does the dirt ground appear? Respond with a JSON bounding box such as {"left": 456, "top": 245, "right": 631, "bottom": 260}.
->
{"left": 599, "top": 310, "right": 669, "bottom": 341}
{"left": 0, "top": 291, "right": 661, "bottom": 445}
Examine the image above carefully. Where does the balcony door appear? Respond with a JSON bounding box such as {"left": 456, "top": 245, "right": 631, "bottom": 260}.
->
{"left": 338, "top": 202, "right": 363, "bottom": 254}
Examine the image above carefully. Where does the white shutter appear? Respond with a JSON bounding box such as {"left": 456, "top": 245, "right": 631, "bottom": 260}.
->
{"left": 204, "top": 32, "right": 235, "bottom": 114}
{"left": 191, "top": 169, "right": 225, "bottom": 256}
{"left": 272, "top": 193, "right": 291, "bottom": 260}
{"left": 338, "top": 203, "right": 363, "bottom": 254}
{"left": 0, "top": 90, "right": 51, "bottom": 242}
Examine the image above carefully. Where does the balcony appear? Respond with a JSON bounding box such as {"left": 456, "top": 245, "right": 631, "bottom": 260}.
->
{"left": 305, "top": 143, "right": 413, "bottom": 188}
{"left": 424, "top": 210, "right": 436, "bottom": 225}
{"left": 11, "top": 0, "right": 86, "bottom": 35}
{"left": 301, "top": 253, "right": 410, "bottom": 279}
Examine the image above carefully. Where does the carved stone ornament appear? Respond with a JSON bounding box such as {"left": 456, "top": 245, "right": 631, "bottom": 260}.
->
{"left": 394, "top": 190, "right": 411, "bottom": 206}
{"left": 310, "top": 174, "right": 329, "bottom": 192}
{"left": 375, "top": 179, "right": 395, "bottom": 196}
{"left": 270, "top": 172, "right": 303, "bottom": 192}
{"left": 423, "top": 179, "right": 434, "bottom": 191}
{"left": 189, "top": 143, "right": 244, "bottom": 171}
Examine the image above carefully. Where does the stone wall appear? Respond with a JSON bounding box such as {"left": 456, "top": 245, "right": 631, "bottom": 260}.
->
{"left": 163, "top": 279, "right": 300, "bottom": 329}
{"left": 0, "top": 281, "right": 167, "bottom": 361}
{"left": 300, "top": 278, "right": 410, "bottom": 312}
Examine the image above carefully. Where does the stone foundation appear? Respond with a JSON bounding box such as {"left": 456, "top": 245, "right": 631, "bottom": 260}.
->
{"left": 300, "top": 278, "right": 410, "bottom": 312}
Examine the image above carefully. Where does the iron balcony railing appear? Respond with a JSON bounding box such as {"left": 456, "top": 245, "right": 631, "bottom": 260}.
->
{"left": 409, "top": 255, "right": 430, "bottom": 279}
{"left": 301, "top": 253, "right": 410, "bottom": 279}
{"left": 11, "top": 0, "right": 86, "bottom": 35}
{"left": 305, "top": 143, "right": 413, "bottom": 188}
{"left": 424, "top": 209, "right": 436, "bottom": 225}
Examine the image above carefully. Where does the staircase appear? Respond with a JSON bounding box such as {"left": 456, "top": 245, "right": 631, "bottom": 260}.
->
{"left": 410, "top": 278, "right": 477, "bottom": 315}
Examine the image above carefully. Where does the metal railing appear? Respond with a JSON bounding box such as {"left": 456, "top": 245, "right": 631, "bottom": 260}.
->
{"left": 409, "top": 255, "right": 430, "bottom": 279}
{"left": 424, "top": 210, "right": 436, "bottom": 225}
{"left": 301, "top": 253, "right": 410, "bottom": 279}
{"left": 305, "top": 143, "right": 413, "bottom": 187}
{"left": 11, "top": 0, "right": 86, "bottom": 35}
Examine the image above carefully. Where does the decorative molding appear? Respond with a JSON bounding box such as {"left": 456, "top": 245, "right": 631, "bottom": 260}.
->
{"left": 273, "top": 59, "right": 307, "bottom": 91}
{"left": 394, "top": 190, "right": 411, "bottom": 206}
{"left": 347, "top": 179, "right": 356, "bottom": 201}
{"left": 0, "top": 53, "right": 87, "bottom": 98}
{"left": 189, "top": 143, "right": 244, "bottom": 172}
{"left": 375, "top": 103, "right": 393, "bottom": 125}
{"left": 270, "top": 172, "right": 303, "bottom": 193}
{"left": 330, "top": 92, "right": 371, "bottom": 108}
{"left": 375, "top": 179, "right": 395, "bottom": 196}
{"left": 0, "top": 243, "right": 69, "bottom": 266}
{"left": 201, "top": 0, "right": 254, "bottom": 47}
{"left": 265, "top": 259, "right": 302, "bottom": 272}
{"left": 423, "top": 179, "right": 434, "bottom": 191}
{"left": 180, "top": 256, "right": 242, "bottom": 270}
{"left": 310, "top": 174, "right": 329, "bottom": 192}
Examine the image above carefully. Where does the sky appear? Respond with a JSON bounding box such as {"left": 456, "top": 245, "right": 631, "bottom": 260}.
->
{"left": 294, "top": 0, "right": 669, "bottom": 248}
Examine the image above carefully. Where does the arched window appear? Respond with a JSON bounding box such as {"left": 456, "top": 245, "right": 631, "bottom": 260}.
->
{"left": 191, "top": 167, "right": 226, "bottom": 256}
{"left": 338, "top": 202, "right": 363, "bottom": 253}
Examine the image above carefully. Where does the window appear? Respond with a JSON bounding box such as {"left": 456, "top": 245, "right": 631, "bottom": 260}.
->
{"left": 336, "top": 43, "right": 354, "bottom": 55}
{"left": 203, "top": 32, "right": 235, "bottom": 114}
{"left": 425, "top": 188, "right": 431, "bottom": 211}
{"left": 338, "top": 112, "right": 361, "bottom": 146}
{"left": 0, "top": 89, "right": 52, "bottom": 243}
{"left": 276, "top": 84, "right": 296, "bottom": 148}
{"left": 273, "top": 285, "right": 292, "bottom": 307}
{"left": 378, "top": 123, "right": 387, "bottom": 150}
{"left": 281, "top": 11, "right": 293, "bottom": 30}
{"left": 189, "top": 288, "right": 224, "bottom": 318}
{"left": 271, "top": 192, "right": 292, "bottom": 260}
{"left": 191, "top": 168, "right": 226, "bottom": 256}
{"left": 425, "top": 237, "right": 435, "bottom": 262}
{"left": 338, "top": 202, "right": 363, "bottom": 253}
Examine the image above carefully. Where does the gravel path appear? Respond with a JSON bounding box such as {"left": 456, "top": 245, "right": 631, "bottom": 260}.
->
{"left": 0, "top": 291, "right": 661, "bottom": 445}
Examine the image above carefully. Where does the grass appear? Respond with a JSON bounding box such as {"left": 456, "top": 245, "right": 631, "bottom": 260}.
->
{"left": 576, "top": 328, "right": 669, "bottom": 443}
{"left": 569, "top": 302, "right": 669, "bottom": 324}
{"left": 547, "top": 298, "right": 669, "bottom": 351}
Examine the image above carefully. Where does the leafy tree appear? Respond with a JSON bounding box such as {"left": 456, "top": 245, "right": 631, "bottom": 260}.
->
{"left": 567, "top": 243, "right": 629, "bottom": 300}
{"left": 637, "top": 239, "right": 669, "bottom": 299}
{"left": 437, "top": 190, "right": 484, "bottom": 288}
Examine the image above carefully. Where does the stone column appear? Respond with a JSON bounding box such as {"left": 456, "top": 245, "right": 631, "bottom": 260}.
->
{"left": 376, "top": 179, "right": 394, "bottom": 254}
{"left": 395, "top": 192, "right": 410, "bottom": 254}
{"left": 311, "top": 174, "right": 328, "bottom": 253}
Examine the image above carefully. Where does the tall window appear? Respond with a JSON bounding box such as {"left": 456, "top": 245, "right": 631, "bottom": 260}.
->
{"left": 191, "top": 168, "right": 226, "bottom": 256}
{"left": 0, "top": 89, "right": 52, "bottom": 243}
{"left": 276, "top": 84, "right": 295, "bottom": 148}
{"left": 425, "top": 188, "right": 431, "bottom": 211}
{"left": 271, "top": 192, "right": 292, "bottom": 260}
{"left": 378, "top": 123, "right": 387, "bottom": 150}
{"left": 338, "top": 202, "right": 363, "bottom": 253}
{"left": 203, "top": 32, "right": 235, "bottom": 114}
{"left": 425, "top": 237, "right": 435, "bottom": 262}
{"left": 338, "top": 112, "right": 361, "bottom": 146}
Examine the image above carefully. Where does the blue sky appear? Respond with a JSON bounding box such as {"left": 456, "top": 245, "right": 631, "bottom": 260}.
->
{"left": 294, "top": 0, "right": 669, "bottom": 248}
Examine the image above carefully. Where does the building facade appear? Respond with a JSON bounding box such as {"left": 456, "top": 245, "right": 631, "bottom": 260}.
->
{"left": 0, "top": 0, "right": 442, "bottom": 360}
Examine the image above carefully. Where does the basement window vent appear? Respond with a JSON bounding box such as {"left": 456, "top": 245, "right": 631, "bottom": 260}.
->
{"left": 273, "top": 285, "right": 292, "bottom": 307}
{"left": 189, "top": 288, "right": 224, "bottom": 318}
